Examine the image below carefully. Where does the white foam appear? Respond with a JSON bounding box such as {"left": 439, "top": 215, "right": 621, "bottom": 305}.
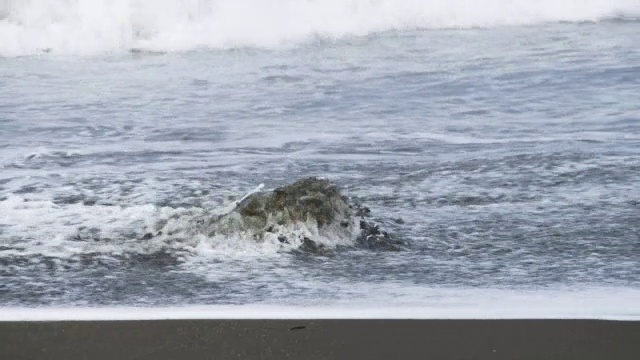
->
{"left": 1, "top": 287, "right": 638, "bottom": 320}
{"left": 1, "top": 0, "right": 638, "bottom": 56}
{"left": 0, "top": 190, "right": 353, "bottom": 260}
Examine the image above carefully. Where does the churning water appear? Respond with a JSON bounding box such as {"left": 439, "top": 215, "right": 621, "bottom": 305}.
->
{"left": 0, "top": 0, "right": 639, "bottom": 317}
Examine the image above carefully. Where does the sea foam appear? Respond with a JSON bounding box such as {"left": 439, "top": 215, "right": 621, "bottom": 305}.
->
{"left": 1, "top": 287, "right": 639, "bottom": 320}
{"left": 0, "top": 0, "right": 638, "bottom": 56}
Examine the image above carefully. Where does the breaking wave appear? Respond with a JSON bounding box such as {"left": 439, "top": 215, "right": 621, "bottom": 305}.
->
{"left": 0, "top": 0, "right": 638, "bottom": 56}
{"left": 0, "top": 194, "right": 345, "bottom": 261}
{"left": 0, "top": 177, "right": 381, "bottom": 264}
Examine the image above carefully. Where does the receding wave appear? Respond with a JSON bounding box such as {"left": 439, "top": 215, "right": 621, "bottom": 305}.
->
{"left": 0, "top": 0, "right": 638, "bottom": 56}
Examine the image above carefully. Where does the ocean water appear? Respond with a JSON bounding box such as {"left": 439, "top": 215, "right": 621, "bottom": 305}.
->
{"left": 1, "top": 0, "right": 639, "bottom": 318}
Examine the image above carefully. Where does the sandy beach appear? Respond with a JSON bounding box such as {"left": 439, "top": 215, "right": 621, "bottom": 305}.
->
{"left": 1, "top": 319, "right": 638, "bottom": 359}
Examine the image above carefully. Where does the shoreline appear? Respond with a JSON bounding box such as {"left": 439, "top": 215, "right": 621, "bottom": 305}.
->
{"left": 1, "top": 319, "right": 638, "bottom": 360}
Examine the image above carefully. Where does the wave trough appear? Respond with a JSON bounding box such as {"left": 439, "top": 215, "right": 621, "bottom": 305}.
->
{"left": 1, "top": 0, "right": 638, "bottom": 56}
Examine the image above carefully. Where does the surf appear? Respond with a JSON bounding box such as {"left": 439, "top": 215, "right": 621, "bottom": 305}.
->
{"left": 1, "top": 0, "right": 638, "bottom": 56}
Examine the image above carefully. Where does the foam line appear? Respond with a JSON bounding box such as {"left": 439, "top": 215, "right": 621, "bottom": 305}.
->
{"left": 1, "top": 305, "right": 638, "bottom": 321}
{"left": 2, "top": 288, "right": 639, "bottom": 321}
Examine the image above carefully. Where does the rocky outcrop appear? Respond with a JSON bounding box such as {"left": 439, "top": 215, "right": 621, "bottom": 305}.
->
{"left": 202, "top": 177, "right": 403, "bottom": 253}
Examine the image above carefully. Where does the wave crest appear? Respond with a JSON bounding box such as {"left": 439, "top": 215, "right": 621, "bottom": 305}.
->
{"left": 1, "top": 0, "right": 638, "bottom": 56}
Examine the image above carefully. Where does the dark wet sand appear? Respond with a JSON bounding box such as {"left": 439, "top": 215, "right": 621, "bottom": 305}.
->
{"left": 1, "top": 319, "right": 638, "bottom": 359}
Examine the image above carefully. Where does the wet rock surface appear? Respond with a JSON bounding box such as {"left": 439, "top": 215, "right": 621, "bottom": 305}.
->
{"left": 203, "top": 177, "right": 403, "bottom": 253}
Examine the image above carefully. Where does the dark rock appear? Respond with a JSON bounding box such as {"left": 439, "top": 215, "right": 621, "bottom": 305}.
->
{"left": 201, "top": 177, "right": 403, "bottom": 253}
{"left": 299, "top": 237, "right": 331, "bottom": 255}
{"left": 357, "top": 219, "right": 403, "bottom": 251}
{"left": 237, "top": 177, "right": 349, "bottom": 228}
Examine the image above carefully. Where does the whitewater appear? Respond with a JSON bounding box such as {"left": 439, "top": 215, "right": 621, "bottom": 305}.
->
{"left": 1, "top": 0, "right": 639, "bottom": 319}
{"left": 0, "top": 0, "right": 639, "bottom": 56}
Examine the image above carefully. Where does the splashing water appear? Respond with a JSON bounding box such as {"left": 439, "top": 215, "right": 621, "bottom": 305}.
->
{"left": 1, "top": 0, "right": 638, "bottom": 56}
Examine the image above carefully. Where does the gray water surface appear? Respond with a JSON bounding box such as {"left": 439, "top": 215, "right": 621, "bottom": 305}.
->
{"left": 1, "top": 22, "right": 639, "bottom": 306}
